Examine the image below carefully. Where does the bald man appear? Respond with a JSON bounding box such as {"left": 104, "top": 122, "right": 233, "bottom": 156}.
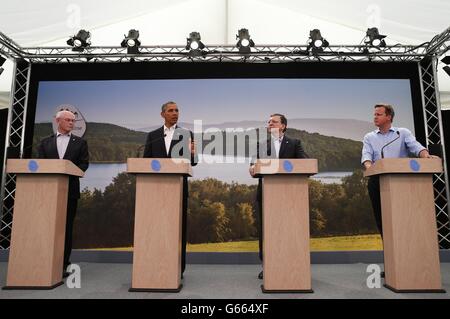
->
{"left": 37, "top": 110, "right": 89, "bottom": 277}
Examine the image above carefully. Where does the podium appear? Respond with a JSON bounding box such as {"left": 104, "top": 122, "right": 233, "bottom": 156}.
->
{"left": 364, "top": 158, "right": 445, "bottom": 293}
{"left": 127, "top": 158, "right": 192, "bottom": 292}
{"left": 254, "top": 158, "right": 318, "bottom": 293}
{"left": 3, "top": 159, "right": 83, "bottom": 290}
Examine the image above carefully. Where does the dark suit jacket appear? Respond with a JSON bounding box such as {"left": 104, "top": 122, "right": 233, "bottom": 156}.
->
{"left": 143, "top": 125, "right": 198, "bottom": 166}
{"left": 253, "top": 134, "right": 309, "bottom": 162}
{"left": 253, "top": 134, "right": 309, "bottom": 202}
{"left": 37, "top": 134, "right": 89, "bottom": 199}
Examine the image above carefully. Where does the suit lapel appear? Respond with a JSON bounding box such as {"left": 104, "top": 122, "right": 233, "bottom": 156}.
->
{"left": 49, "top": 134, "right": 59, "bottom": 159}
{"left": 157, "top": 126, "right": 168, "bottom": 157}
{"left": 63, "top": 135, "right": 77, "bottom": 160}
{"left": 278, "top": 136, "right": 289, "bottom": 158}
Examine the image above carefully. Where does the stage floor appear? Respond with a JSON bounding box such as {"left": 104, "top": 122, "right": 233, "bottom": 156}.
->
{"left": 1, "top": 263, "right": 449, "bottom": 299}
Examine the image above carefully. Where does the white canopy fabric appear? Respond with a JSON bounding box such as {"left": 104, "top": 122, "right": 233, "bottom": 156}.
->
{"left": 0, "top": 0, "right": 449, "bottom": 107}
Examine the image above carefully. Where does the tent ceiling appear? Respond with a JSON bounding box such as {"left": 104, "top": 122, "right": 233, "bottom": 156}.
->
{"left": 1, "top": 0, "right": 449, "bottom": 47}
{"left": 0, "top": 0, "right": 449, "bottom": 93}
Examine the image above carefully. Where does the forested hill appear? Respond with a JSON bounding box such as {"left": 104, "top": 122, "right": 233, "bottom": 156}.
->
{"left": 33, "top": 123, "right": 363, "bottom": 170}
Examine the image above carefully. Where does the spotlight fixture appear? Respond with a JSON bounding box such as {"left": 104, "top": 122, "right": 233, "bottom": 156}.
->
{"left": 236, "top": 28, "right": 255, "bottom": 54}
{"left": 67, "top": 29, "right": 91, "bottom": 51}
{"left": 442, "top": 56, "right": 450, "bottom": 77}
{"left": 308, "top": 29, "right": 329, "bottom": 53}
{"left": 186, "top": 31, "right": 205, "bottom": 57}
{"left": 0, "top": 56, "right": 5, "bottom": 76}
{"left": 121, "top": 29, "right": 141, "bottom": 54}
{"left": 365, "top": 27, "right": 386, "bottom": 47}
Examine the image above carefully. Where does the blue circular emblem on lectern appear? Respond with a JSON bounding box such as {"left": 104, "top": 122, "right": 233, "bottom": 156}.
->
{"left": 410, "top": 159, "right": 420, "bottom": 172}
{"left": 283, "top": 160, "right": 293, "bottom": 173}
{"left": 151, "top": 159, "right": 161, "bottom": 172}
{"left": 28, "top": 160, "right": 39, "bottom": 172}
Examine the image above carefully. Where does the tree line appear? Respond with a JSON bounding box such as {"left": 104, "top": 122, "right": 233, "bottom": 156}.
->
{"left": 72, "top": 170, "right": 377, "bottom": 248}
{"left": 33, "top": 123, "right": 363, "bottom": 170}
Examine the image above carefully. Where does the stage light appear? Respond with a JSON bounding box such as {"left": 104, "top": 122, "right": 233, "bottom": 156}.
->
{"left": 308, "top": 29, "right": 329, "bottom": 53}
{"left": 236, "top": 28, "right": 255, "bottom": 54}
{"left": 121, "top": 29, "right": 141, "bottom": 54}
{"left": 0, "top": 56, "right": 5, "bottom": 76}
{"left": 186, "top": 31, "right": 205, "bottom": 57}
{"left": 365, "top": 27, "right": 386, "bottom": 48}
{"left": 443, "top": 56, "right": 450, "bottom": 77}
{"left": 67, "top": 29, "right": 91, "bottom": 51}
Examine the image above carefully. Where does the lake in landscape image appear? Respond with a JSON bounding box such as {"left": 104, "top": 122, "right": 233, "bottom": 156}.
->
{"left": 80, "top": 155, "right": 354, "bottom": 191}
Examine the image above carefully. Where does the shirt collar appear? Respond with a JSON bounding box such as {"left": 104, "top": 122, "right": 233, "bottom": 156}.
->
{"left": 57, "top": 130, "right": 71, "bottom": 137}
{"left": 375, "top": 126, "right": 396, "bottom": 134}
{"left": 271, "top": 134, "right": 284, "bottom": 142}
{"left": 164, "top": 125, "right": 176, "bottom": 132}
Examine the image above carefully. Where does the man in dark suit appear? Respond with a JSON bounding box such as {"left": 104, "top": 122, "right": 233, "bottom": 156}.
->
{"left": 143, "top": 101, "right": 198, "bottom": 278}
{"left": 37, "top": 110, "right": 89, "bottom": 277}
{"left": 249, "top": 113, "right": 308, "bottom": 279}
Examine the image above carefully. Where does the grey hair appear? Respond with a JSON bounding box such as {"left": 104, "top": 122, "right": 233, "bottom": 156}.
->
{"left": 55, "top": 110, "right": 75, "bottom": 119}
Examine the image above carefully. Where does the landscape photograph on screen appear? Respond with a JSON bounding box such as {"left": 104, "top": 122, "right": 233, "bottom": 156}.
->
{"left": 32, "top": 78, "right": 415, "bottom": 252}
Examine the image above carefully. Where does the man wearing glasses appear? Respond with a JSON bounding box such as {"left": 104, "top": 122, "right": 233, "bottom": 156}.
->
{"left": 249, "top": 113, "right": 308, "bottom": 279}
{"left": 37, "top": 110, "right": 89, "bottom": 278}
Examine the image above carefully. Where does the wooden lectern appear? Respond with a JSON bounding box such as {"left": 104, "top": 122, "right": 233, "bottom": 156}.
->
{"left": 3, "top": 159, "right": 83, "bottom": 290}
{"left": 127, "top": 158, "right": 192, "bottom": 292}
{"left": 254, "top": 158, "right": 318, "bottom": 293}
{"left": 364, "top": 158, "right": 445, "bottom": 293}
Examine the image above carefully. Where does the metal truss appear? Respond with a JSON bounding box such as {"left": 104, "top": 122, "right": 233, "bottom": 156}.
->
{"left": 0, "top": 31, "right": 431, "bottom": 63}
{"left": 13, "top": 44, "right": 429, "bottom": 63}
{"left": 0, "top": 32, "right": 23, "bottom": 59}
{"left": 419, "top": 57, "right": 450, "bottom": 249}
{"left": 0, "top": 60, "right": 31, "bottom": 249}
{"left": 426, "top": 26, "right": 450, "bottom": 57}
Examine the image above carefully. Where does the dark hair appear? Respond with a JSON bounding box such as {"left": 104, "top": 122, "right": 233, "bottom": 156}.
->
{"left": 161, "top": 101, "right": 177, "bottom": 112}
{"left": 270, "top": 113, "right": 287, "bottom": 132}
{"left": 374, "top": 104, "right": 395, "bottom": 122}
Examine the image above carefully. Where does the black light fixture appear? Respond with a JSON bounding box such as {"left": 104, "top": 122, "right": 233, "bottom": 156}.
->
{"left": 121, "top": 29, "right": 141, "bottom": 54}
{"left": 0, "top": 55, "right": 5, "bottom": 76}
{"left": 365, "top": 27, "right": 386, "bottom": 47}
{"left": 67, "top": 29, "right": 91, "bottom": 51}
{"left": 442, "top": 56, "right": 450, "bottom": 77}
{"left": 308, "top": 29, "right": 329, "bottom": 53}
{"left": 236, "top": 28, "right": 255, "bottom": 54}
{"left": 186, "top": 31, "right": 205, "bottom": 57}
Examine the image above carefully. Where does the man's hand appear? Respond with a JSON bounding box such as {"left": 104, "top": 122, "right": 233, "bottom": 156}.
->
{"left": 249, "top": 165, "right": 256, "bottom": 177}
{"left": 419, "top": 149, "right": 439, "bottom": 159}
{"left": 189, "top": 139, "right": 196, "bottom": 155}
{"left": 363, "top": 160, "right": 372, "bottom": 170}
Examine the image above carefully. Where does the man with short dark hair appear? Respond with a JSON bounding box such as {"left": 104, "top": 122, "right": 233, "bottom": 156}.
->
{"left": 143, "top": 101, "right": 197, "bottom": 278}
{"left": 361, "top": 103, "right": 433, "bottom": 277}
{"left": 249, "top": 113, "right": 308, "bottom": 279}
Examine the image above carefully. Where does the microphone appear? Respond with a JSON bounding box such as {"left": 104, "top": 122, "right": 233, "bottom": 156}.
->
{"left": 381, "top": 131, "right": 400, "bottom": 159}
{"left": 136, "top": 133, "right": 166, "bottom": 157}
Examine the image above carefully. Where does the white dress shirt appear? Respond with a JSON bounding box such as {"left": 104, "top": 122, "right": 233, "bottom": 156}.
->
{"left": 164, "top": 125, "right": 176, "bottom": 156}
{"left": 56, "top": 130, "right": 71, "bottom": 159}
{"left": 272, "top": 135, "right": 284, "bottom": 158}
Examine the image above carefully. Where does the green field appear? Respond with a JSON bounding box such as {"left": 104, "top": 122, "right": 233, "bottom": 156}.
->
{"left": 187, "top": 234, "right": 382, "bottom": 252}
{"left": 86, "top": 234, "right": 382, "bottom": 252}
